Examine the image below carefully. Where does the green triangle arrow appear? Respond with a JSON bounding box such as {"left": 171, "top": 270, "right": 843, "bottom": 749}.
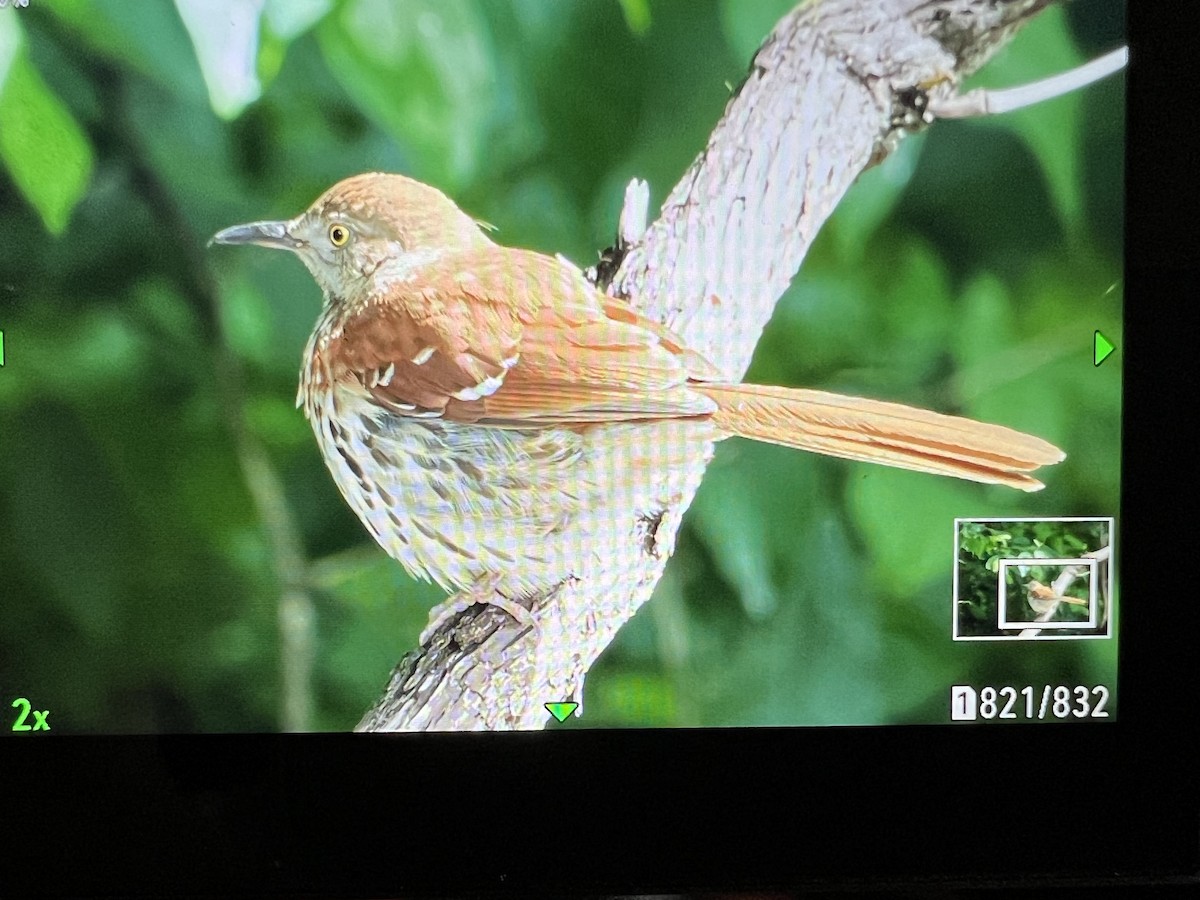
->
{"left": 545, "top": 701, "right": 579, "bottom": 723}
{"left": 1094, "top": 330, "right": 1115, "bottom": 367}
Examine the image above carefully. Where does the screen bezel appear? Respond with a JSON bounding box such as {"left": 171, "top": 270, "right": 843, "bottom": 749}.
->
{"left": 4, "top": 3, "right": 1197, "bottom": 895}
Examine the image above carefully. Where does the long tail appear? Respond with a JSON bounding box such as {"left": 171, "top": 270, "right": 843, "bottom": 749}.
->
{"left": 697, "top": 383, "right": 1065, "bottom": 492}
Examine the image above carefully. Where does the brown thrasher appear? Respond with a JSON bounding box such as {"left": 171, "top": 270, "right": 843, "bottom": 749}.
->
{"left": 213, "top": 173, "right": 1064, "bottom": 633}
{"left": 1026, "top": 579, "right": 1088, "bottom": 614}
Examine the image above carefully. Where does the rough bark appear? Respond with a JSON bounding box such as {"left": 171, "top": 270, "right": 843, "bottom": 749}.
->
{"left": 357, "top": 0, "right": 1054, "bottom": 732}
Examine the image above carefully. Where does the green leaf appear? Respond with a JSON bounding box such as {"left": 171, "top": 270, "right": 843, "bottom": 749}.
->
{"left": 952, "top": 274, "right": 1017, "bottom": 371}
{"left": 591, "top": 671, "right": 677, "bottom": 726}
{"left": 966, "top": 6, "right": 1096, "bottom": 234}
{"left": 264, "top": 0, "right": 333, "bottom": 41}
{"left": 218, "top": 275, "right": 275, "bottom": 368}
{"left": 0, "top": 17, "right": 93, "bottom": 235}
{"left": 718, "top": 0, "right": 796, "bottom": 62}
{"left": 258, "top": 0, "right": 335, "bottom": 88}
{"left": 848, "top": 469, "right": 977, "bottom": 597}
{"left": 310, "top": 546, "right": 442, "bottom": 646}
{"left": 617, "top": 0, "right": 651, "bottom": 36}
{"left": 47, "top": 0, "right": 208, "bottom": 105}
{"left": 826, "top": 134, "right": 924, "bottom": 264}
{"left": 864, "top": 236, "right": 953, "bottom": 386}
{"left": 689, "top": 440, "right": 822, "bottom": 622}
{"left": 174, "top": 0, "right": 264, "bottom": 119}
{"left": 689, "top": 462, "right": 779, "bottom": 621}
{"left": 245, "top": 395, "right": 310, "bottom": 450}
{"left": 317, "top": 0, "right": 496, "bottom": 190}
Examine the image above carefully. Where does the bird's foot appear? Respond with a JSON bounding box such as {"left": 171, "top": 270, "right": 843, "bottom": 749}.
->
{"left": 420, "top": 580, "right": 539, "bottom": 644}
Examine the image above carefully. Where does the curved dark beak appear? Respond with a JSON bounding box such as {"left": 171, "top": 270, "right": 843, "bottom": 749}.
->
{"left": 209, "top": 220, "right": 302, "bottom": 251}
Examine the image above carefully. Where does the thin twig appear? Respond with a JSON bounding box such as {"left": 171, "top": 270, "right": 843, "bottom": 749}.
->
{"left": 930, "top": 46, "right": 1127, "bottom": 119}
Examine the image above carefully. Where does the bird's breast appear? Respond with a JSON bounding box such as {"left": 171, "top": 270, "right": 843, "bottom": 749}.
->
{"left": 301, "top": 371, "right": 595, "bottom": 592}
{"left": 299, "top": 323, "right": 718, "bottom": 595}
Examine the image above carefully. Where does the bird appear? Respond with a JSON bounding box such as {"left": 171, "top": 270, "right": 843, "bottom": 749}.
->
{"left": 212, "top": 173, "right": 1065, "bottom": 636}
{"left": 1026, "top": 579, "right": 1088, "bottom": 616}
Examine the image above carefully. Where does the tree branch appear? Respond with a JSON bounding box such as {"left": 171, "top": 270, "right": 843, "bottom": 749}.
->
{"left": 358, "top": 0, "right": 1056, "bottom": 732}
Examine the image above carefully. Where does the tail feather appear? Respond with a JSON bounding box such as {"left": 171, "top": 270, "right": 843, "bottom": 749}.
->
{"left": 697, "top": 383, "right": 1065, "bottom": 492}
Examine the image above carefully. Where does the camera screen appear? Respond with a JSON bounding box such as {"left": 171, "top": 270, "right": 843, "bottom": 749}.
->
{"left": 0, "top": 0, "right": 1123, "bottom": 734}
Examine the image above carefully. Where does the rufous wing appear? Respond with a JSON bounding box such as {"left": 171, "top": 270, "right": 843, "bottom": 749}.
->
{"left": 326, "top": 274, "right": 524, "bottom": 413}
{"left": 326, "top": 247, "right": 718, "bottom": 423}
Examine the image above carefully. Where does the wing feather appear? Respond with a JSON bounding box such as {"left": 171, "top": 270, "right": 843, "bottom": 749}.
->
{"left": 324, "top": 246, "right": 716, "bottom": 424}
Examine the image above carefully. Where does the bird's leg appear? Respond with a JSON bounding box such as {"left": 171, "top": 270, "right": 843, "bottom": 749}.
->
{"left": 420, "top": 576, "right": 539, "bottom": 644}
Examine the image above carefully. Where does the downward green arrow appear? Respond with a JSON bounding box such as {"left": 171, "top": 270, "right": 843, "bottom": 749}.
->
{"left": 545, "top": 702, "right": 579, "bottom": 723}
{"left": 1094, "top": 330, "right": 1115, "bottom": 367}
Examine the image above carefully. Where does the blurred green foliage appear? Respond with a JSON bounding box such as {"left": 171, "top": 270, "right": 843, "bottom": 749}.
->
{"left": 0, "top": 0, "right": 1124, "bottom": 732}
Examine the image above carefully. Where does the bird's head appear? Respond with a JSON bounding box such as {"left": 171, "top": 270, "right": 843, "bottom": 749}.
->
{"left": 212, "top": 173, "right": 491, "bottom": 300}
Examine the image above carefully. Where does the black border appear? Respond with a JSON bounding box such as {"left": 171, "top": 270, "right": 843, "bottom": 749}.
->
{"left": 3, "top": 3, "right": 1197, "bottom": 896}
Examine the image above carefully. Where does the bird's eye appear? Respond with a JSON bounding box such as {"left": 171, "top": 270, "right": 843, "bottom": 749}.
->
{"left": 328, "top": 223, "right": 351, "bottom": 247}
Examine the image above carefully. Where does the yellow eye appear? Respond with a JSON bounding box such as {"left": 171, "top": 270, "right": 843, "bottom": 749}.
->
{"left": 328, "top": 223, "right": 351, "bottom": 247}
